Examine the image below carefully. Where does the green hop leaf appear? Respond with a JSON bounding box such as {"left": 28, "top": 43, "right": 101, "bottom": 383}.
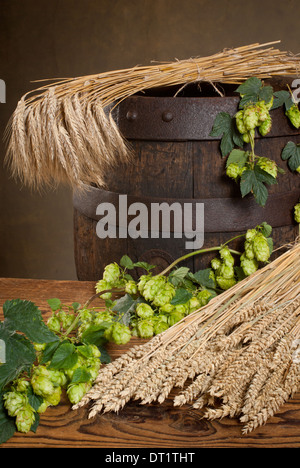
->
{"left": 3, "top": 299, "right": 59, "bottom": 344}
{"left": 240, "top": 166, "right": 277, "bottom": 207}
{"left": 271, "top": 90, "right": 293, "bottom": 110}
{"left": 210, "top": 112, "right": 244, "bottom": 157}
{"left": 281, "top": 141, "right": 300, "bottom": 172}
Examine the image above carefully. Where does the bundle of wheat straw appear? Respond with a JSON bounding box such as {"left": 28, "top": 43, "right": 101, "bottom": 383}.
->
{"left": 73, "top": 241, "right": 300, "bottom": 434}
{"left": 4, "top": 41, "right": 300, "bottom": 190}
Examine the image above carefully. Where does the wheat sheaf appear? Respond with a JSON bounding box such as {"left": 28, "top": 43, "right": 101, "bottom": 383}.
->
{"left": 4, "top": 40, "right": 300, "bottom": 190}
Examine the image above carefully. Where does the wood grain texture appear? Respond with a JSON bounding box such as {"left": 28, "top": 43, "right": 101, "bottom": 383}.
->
{"left": 73, "top": 95, "right": 300, "bottom": 281}
{"left": 0, "top": 277, "right": 299, "bottom": 448}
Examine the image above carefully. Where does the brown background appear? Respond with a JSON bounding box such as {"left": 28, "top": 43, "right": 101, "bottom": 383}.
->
{"left": 0, "top": 0, "right": 299, "bottom": 280}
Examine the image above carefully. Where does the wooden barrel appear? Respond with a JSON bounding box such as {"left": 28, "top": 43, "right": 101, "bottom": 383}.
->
{"left": 73, "top": 80, "right": 300, "bottom": 281}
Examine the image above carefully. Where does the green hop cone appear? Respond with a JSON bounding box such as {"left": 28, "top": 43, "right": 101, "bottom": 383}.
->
{"left": 258, "top": 116, "right": 272, "bottom": 136}
{"left": 256, "top": 101, "right": 270, "bottom": 122}
{"left": 33, "top": 342, "right": 46, "bottom": 353}
{"left": 159, "top": 303, "right": 174, "bottom": 314}
{"left": 103, "top": 263, "right": 120, "bottom": 285}
{"left": 244, "top": 240, "right": 255, "bottom": 260}
{"left": 89, "top": 344, "right": 101, "bottom": 358}
{"left": 15, "top": 404, "right": 35, "bottom": 433}
{"left": 137, "top": 318, "right": 154, "bottom": 338}
{"left": 79, "top": 309, "right": 93, "bottom": 323}
{"left": 136, "top": 303, "right": 155, "bottom": 319}
{"left": 211, "top": 257, "right": 221, "bottom": 271}
{"left": 3, "top": 391, "right": 27, "bottom": 417}
{"left": 48, "top": 369, "right": 67, "bottom": 388}
{"left": 37, "top": 399, "right": 49, "bottom": 414}
{"left": 197, "top": 289, "right": 212, "bottom": 307}
{"left": 63, "top": 313, "right": 76, "bottom": 330}
{"left": 219, "top": 263, "right": 235, "bottom": 280}
{"left": 226, "top": 163, "right": 241, "bottom": 180}
{"left": 152, "top": 282, "right": 176, "bottom": 307}
{"left": 16, "top": 378, "right": 30, "bottom": 393}
{"left": 252, "top": 233, "right": 270, "bottom": 262}
{"left": 142, "top": 276, "right": 166, "bottom": 302}
{"left": 188, "top": 296, "right": 201, "bottom": 313}
{"left": 174, "top": 304, "right": 188, "bottom": 315}
{"left": 168, "top": 310, "right": 185, "bottom": 327}
{"left": 286, "top": 104, "right": 300, "bottom": 129}
{"left": 125, "top": 280, "right": 138, "bottom": 295}
{"left": 242, "top": 129, "right": 255, "bottom": 143}
{"left": 47, "top": 316, "right": 61, "bottom": 333}
{"left": 46, "top": 386, "right": 62, "bottom": 406}
{"left": 31, "top": 374, "right": 55, "bottom": 398}
{"left": 240, "top": 252, "right": 258, "bottom": 276}
{"left": 294, "top": 203, "right": 300, "bottom": 223}
{"left": 219, "top": 246, "right": 235, "bottom": 266}
{"left": 137, "top": 274, "right": 152, "bottom": 294}
{"left": 245, "top": 228, "right": 257, "bottom": 242}
{"left": 265, "top": 96, "right": 274, "bottom": 110}
{"left": 67, "top": 382, "right": 91, "bottom": 405}
{"left": 110, "top": 322, "right": 131, "bottom": 345}
{"left": 243, "top": 105, "right": 260, "bottom": 130}
{"left": 216, "top": 276, "right": 236, "bottom": 290}
{"left": 256, "top": 156, "right": 277, "bottom": 178}
{"left": 95, "top": 279, "right": 113, "bottom": 300}
{"left": 93, "top": 310, "right": 114, "bottom": 325}
{"left": 153, "top": 317, "right": 169, "bottom": 335}
{"left": 235, "top": 110, "right": 247, "bottom": 134}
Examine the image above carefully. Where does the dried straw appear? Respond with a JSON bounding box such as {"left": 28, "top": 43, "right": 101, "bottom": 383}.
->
{"left": 4, "top": 41, "right": 300, "bottom": 190}
{"left": 73, "top": 241, "right": 300, "bottom": 434}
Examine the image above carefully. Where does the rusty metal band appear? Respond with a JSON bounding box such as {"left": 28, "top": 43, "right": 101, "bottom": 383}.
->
{"left": 114, "top": 94, "right": 300, "bottom": 141}
{"left": 73, "top": 185, "right": 299, "bottom": 233}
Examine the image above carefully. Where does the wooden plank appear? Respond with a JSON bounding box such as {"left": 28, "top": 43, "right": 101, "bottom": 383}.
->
{"left": 0, "top": 277, "right": 299, "bottom": 448}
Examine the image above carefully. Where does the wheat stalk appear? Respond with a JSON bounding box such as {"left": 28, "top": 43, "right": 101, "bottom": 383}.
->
{"left": 72, "top": 241, "right": 300, "bottom": 434}
{"left": 4, "top": 41, "right": 300, "bottom": 190}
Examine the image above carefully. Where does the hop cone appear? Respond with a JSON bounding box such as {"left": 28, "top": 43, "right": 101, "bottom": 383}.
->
{"left": 257, "top": 157, "right": 277, "bottom": 178}
{"left": 15, "top": 405, "right": 35, "bottom": 433}
{"left": 252, "top": 233, "right": 270, "bottom": 262}
{"left": 286, "top": 104, "right": 300, "bottom": 128}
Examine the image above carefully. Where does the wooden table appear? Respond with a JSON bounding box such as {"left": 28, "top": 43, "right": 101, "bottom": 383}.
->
{"left": 0, "top": 277, "right": 299, "bottom": 449}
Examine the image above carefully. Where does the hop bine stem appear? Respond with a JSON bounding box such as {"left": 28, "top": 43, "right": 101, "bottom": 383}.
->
{"left": 157, "top": 241, "right": 242, "bottom": 278}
